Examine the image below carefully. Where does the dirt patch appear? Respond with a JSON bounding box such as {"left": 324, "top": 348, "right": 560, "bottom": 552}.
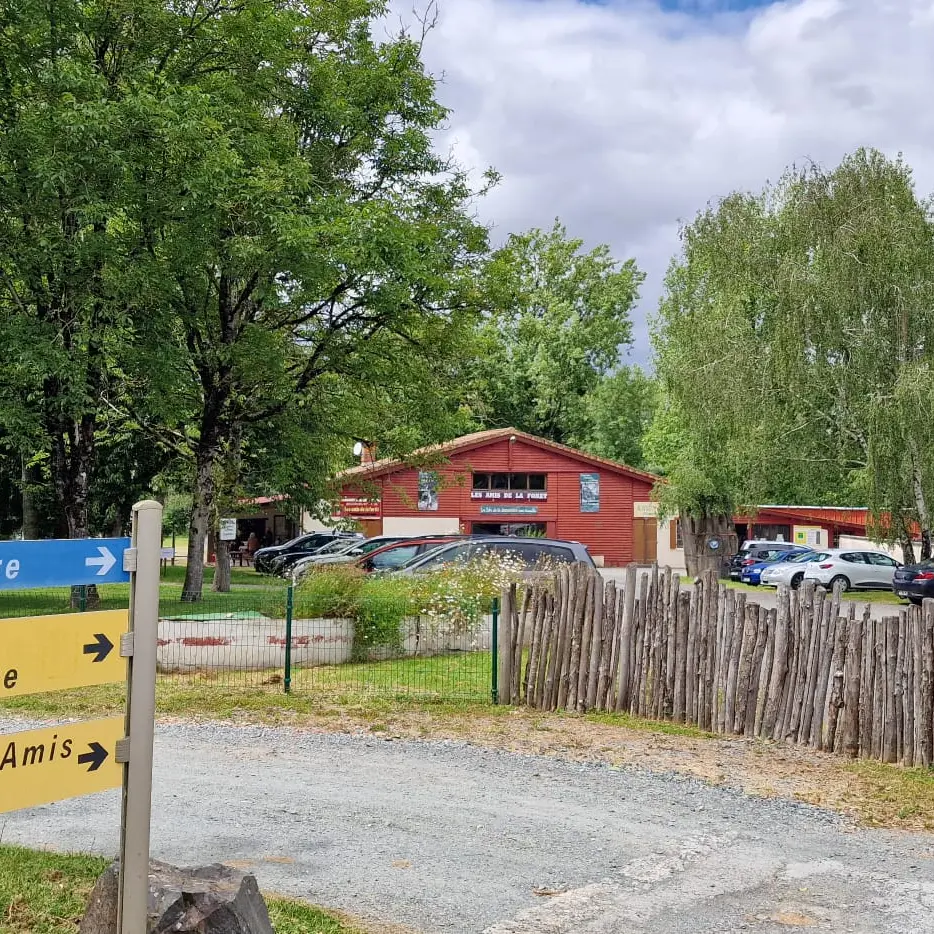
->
{"left": 169, "top": 705, "right": 934, "bottom": 833}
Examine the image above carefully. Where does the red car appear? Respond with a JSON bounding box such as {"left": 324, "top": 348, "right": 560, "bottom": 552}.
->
{"left": 355, "top": 536, "right": 460, "bottom": 573}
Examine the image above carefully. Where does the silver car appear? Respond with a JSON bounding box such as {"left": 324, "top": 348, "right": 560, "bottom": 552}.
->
{"left": 758, "top": 551, "right": 819, "bottom": 590}
{"left": 801, "top": 549, "right": 901, "bottom": 592}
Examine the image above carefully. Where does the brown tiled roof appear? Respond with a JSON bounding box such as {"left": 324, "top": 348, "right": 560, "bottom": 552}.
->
{"left": 337, "top": 427, "right": 661, "bottom": 486}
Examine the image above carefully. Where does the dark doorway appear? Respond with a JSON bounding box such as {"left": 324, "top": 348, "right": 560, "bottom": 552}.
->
{"left": 471, "top": 522, "right": 548, "bottom": 537}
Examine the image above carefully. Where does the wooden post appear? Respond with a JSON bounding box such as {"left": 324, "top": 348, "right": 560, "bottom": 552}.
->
{"left": 894, "top": 612, "right": 907, "bottom": 764}
{"left": 550, "top": 566, "right": 572, "bottom": 710}
{"left": 746, "top": 603, "right": 770, "bottom": 736}
{"left": 732, "top": 603, "right": 758, "bottom": 735}
{"left": 808, "top": 596, "right": 835, "bottom": 748}
{"left": 796, "top": 589, "right": 824, "bottom": 744}
{"left": 717, "top": 589, "right": 736, "bottom": 734}
{"left": 882, "top": 616, "right": 899, "bottom": 763}
{"left": 822, "top": 615, "right": 849, "bottom": 751}
{"left": 672, "top": 590, "right": 690, "bottom": 723}
{"left": 919, "top": 600, "right": 934, "bottom": 767}
{"left": 762, "top": 587, "right": 791, "bottom": 738}
{"left": 841, "top": 610, "right": 863, "bottom": 758}
{"left": 584, "top": 573, "right": 604, "bottom": 711}
{"left": 871, "top": 618, "right": 885, "bottom": 759}
{"left": 596, "top": 580, "right": 617, "bottom": 711}
{"left": 724, "top": 593, "right": 745, "bottom": 732}
{"left": 904, "top": 606, "right": 916, "bottom": 766}
{"left": 777, "top": 588, "right": 802, "bottom": 741}
{"left": 614, "top": 564, "right": 637, "bottom": 712}
{"left": 498, "top": 585, "right": 515, "bottom": 705}
{"left": 858, "top": 613, "right": 875, "bottom": 758}
{"left": 524, "top": 587, "right": 545, "bottom": 705}
{"left": 753, "top": 608, "right": 776, "bottom": 737}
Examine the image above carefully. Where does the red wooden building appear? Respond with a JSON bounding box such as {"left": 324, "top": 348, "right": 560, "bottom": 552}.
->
{"left": 334, "top": 428, "right": 660, "bottom": 567}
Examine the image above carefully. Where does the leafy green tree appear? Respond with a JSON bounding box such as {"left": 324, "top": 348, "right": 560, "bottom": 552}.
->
{"left": 473, "top": 221, "right": 643, "bottom": 447}
{"left": 652, "top": 148, "right": 934, "bottom": 569}
{"left": 582, "top": 367, "right": 656, "bottom": 468}
{"left": 104, "top": 0, "right": 493, "bottom": 599}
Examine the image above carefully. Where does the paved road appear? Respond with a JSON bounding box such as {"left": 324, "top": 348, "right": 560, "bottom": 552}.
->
{"left": 1, "top": 720, "right": 932, "bottom": 933}
{"left": 599, "top": 567, "right": 904, "bottom": 621}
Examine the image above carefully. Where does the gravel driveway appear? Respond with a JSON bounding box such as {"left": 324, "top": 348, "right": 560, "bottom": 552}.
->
{"left": 1, "top": 720, "right": 932, "bottom": 933}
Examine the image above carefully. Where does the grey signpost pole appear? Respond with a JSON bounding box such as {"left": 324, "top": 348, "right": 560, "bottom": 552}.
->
{"left": 117, "top": 500, "right": 162, "bottom": 933}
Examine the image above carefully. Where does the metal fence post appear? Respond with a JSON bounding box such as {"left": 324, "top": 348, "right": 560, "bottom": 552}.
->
{"left": 284, "top": 584, "right": 294, "bottom": 695}
{"left": 118, "top": 499, "right": 162, "bottom": 934}
{"left": 491, "top": 597, "right": 499, "bottom": 705}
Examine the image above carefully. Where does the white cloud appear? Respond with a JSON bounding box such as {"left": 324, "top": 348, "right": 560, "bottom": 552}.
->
{"left": 401, "top": 0, "right": 934, "bottom": 362}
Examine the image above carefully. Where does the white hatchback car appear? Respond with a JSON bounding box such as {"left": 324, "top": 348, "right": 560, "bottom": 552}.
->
{"left": 759, "top": 551, "right": 820, "bottom": 589}
{"left": 802, "top": 549, "right": 901, "bottom": 592}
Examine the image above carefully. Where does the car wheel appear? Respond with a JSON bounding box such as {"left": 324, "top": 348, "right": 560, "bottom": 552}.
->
{"left": 909, "top": 595, "right": 923, "bottom": 606}
{"left": 791, "top": 573, "right": 804, "bottom": 590}
{"left": 829, "top": 575, "right": 850, "bottom": 593}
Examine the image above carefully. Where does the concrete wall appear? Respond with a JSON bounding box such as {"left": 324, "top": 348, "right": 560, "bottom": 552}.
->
{"left": 657, "top": 517, "right": 687, "bottom": 573}
{"left": 837, "top": 535, "right": 918, "bottom": 564}
{"left": 157, "top": 613, "right": 493, "bottom": 672}
{"left": 157, "top": 616, "right": 353, "bottom": 671}
{"left": 382, "top": 515, "right": 462, "bottom": 537}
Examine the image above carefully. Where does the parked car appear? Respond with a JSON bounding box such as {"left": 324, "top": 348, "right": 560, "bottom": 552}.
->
{"left": 758, "top": 551, "right": 820, "bottom": 589}
{"left": 285, "top": 535, "right": 413, "bottom": 577}
{"left": 393, "top": 537, "right": 595, "bottom": 575}
{"left": 357, "top": 536, "right": 462, "bottom": 573}
{"left": 253, "top": 531, "right": 361, "bottom": 574}
{"left": 802, "top": 549, "right": 901, "bottom": 592}
{"left": 892, "top": 562, "right": 934, "bottom": 604}
{"left": 730, "top": 543, "right": 808, "bottom": 581}
{"left": 740, "top": 549, "right": 806, "bottom": 586}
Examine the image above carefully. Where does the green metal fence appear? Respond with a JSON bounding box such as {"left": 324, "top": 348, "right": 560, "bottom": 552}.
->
{"left": 0, "top": 577, "right": 496, "bottom": 703}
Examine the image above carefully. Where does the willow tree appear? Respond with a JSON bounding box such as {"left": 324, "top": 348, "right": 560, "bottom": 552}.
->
{"left": 652, "top": 148, "right": 934, "bottom": 569}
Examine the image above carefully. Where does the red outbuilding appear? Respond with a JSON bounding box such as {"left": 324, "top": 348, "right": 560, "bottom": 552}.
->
{"left": 334, "top": 428, "right": 660, "bottom": 567}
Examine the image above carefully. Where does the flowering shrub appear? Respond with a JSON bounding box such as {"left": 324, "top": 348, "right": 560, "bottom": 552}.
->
{"left": 412, "top": 551, "right": 541, "bottom": 643}
{"left": 284, "top": 550, "right": 564, "bottom": 658}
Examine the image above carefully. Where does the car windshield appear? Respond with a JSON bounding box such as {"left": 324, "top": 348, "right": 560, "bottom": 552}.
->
{"left": 315, "top": 538, "right": 356, "bottom": 556}
{"left": 354, "top": 538, "right": 399, "bottom": 556}
{"left": 278, "top": 533, "right": 310, "bottom": 549}
{"left": 788, "top": 552, "right": 816, "bottom": 563}
{"left": 399, "top": 542, "right": 468, "bottom": 571}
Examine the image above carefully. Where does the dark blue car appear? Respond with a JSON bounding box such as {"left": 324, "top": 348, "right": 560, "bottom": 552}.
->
{"left": 740, "top": 548, "right": 808, "bottom": 585}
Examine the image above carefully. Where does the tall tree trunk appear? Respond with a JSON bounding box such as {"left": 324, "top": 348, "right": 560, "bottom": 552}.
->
{"left": 909, "top": 453, "right": 932, "bottom": 561}
{"left": 213, "top": 540, "right": 231, "bottom": 593}
{"left": 20, "top": 458, "right": 40, "bottom": 540}
{"left": 682, "top": 513, "right": 738, "bottom": 578}
{"left": 182, "top": 445, "right": 217, "bottom": 602}
{"left": 49, "top": 414, "right": 100, "bottom": 608}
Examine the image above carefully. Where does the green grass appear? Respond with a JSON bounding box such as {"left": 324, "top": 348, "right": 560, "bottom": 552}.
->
{"left": 0, "top": 567, "right": 287, "bottom": 621}
{"left": 0, "top": 647, "right": 494, "bottom": 723}
{"left": 844, "top": 760, "right": 934, "bottom": 830}
{"left": 0, "top": 845, "right": 362, "bottom": 933}
{"left": 688, "top": 577, "right": 909, "bottom": 606}
{"left": 583, "top": 709, "right": 714, "bottom": 739}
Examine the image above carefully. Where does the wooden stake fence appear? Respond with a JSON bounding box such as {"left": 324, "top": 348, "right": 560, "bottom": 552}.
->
{"left": 500, "top": 564, "right": 934, "bottom": 767}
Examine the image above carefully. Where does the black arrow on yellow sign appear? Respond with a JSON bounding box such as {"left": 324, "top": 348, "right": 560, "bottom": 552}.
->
{"left": 77, "top": 742, "right": 109, "bottom": 772}
{"left": 82, "top": 633, "right": 114, "bottom": 663}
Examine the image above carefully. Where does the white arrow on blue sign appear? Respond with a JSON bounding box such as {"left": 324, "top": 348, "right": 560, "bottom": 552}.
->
{"left": 0, "top": 538, "right": 131, "bottom": 590}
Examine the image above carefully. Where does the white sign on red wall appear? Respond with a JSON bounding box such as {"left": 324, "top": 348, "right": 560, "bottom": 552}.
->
{"left": 470, "top": 491, "right": 547, "bottom": 502}
{"left": 339, "top": 495, "right": 381, "bottom": 517}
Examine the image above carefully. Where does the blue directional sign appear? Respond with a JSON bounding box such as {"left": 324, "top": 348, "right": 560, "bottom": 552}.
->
{"left": 0, "top": 538, "right": 131, "bottom": 590}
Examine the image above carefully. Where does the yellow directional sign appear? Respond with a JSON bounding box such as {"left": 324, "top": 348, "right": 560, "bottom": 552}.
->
{"left": 0, "top": 610, "right": 127, "bottom": 697}
{"left": 0, "top": 717, "right": 124, "bottom": 813}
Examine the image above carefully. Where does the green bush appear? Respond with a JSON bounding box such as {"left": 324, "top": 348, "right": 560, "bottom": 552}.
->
{"left": 288, "top": 566, "right": 415, "bottom": 658}
{"left": 353, "top": 576, "right": 415, "bottom": 658}
{"left": 292, "top": 565, "right": 364, "bottom": 619}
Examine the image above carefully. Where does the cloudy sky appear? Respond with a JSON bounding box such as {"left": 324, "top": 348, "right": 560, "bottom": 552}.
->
{"left": 401, "top": 0, "right": 934, "bottom": 363}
